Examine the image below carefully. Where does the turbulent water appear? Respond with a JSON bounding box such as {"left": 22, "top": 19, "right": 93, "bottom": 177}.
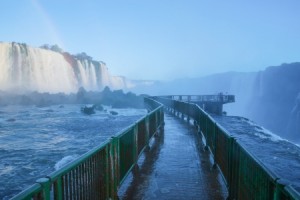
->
{"left": 0, "top": 42, "right": 134, "bottom": 93}
{"left": 0, "top": 105, "right": 146, "bottom": 199}
{"left": 213, "top": 115, "right": 300, "bottom": 193}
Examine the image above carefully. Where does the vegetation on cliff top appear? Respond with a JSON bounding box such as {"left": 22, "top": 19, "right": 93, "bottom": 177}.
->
{"left": 0, "top": 86, "right": 145, "bottom": 109}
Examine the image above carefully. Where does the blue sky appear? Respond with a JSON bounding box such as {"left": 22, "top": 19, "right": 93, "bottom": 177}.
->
{"left": 1, "top": 0, "right": 300, "bottom": 80}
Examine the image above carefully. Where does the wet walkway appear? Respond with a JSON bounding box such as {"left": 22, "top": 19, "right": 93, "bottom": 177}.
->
{"left": 119, "top": 114, "right": 228, "bottom": 199}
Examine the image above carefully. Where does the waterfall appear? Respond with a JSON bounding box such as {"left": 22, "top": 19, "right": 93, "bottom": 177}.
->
{"left": 0, "top": 42, "right": 132, "bottom": 94}
{"left": 76, "top": 60, "right": 98, "bottom": 91}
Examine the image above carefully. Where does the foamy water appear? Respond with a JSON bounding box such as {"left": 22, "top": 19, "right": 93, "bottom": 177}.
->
{"left": 54, "top": 155, "right": 79, "bottom": 171}
{"left": 0, "top": 105, "right": 146, "bottom": 199}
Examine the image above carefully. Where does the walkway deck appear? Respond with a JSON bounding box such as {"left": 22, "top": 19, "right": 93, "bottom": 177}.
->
{"left": 119, "top": 113, "right": 228, "bottom": 199}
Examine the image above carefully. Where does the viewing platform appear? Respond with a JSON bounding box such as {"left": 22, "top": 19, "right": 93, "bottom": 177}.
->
{"left": 160, "top": 94, "right": 235, "bottom": 115}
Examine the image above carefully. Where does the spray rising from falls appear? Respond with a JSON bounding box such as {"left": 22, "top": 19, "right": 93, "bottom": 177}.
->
{"left": 0, "top": 42, "right": 134, "bottom": 94}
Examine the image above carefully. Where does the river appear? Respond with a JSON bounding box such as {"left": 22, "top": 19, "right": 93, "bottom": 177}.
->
{"left": 0, "top": 104, "right": 146, "bottom": 199}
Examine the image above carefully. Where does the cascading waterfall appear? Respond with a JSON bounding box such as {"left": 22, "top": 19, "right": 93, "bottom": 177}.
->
{"left": 0, "top": 42, "right": 132, "bottom": 94}
{"left": 76, "top": 60, "right": 98, "bottom": 91}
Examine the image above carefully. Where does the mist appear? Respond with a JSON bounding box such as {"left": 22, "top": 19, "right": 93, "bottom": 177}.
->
{"left": 0, "top": 86, "right": 144, "bottom": 109}
{"left": 131, "top": 63, "right": 300, "bottom": 144}
{"left": 1, "top": 41, "right": 299, "bottom": 143}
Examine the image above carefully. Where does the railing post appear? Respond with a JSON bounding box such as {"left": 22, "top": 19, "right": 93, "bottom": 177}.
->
{"left": 105, "top": 144, "right": 110, "bottom": 199}
{"left": 133, "top": 124, "right": 139, "bottom": 174}
{"left": 187, "top": 103, "right": 190, "bottom": 123}
{"left": 228, "top": 137, "right": 239, "bottom": 200}
{"left": 274, "top": 179, "right": 286, "bottom": 200}
{"left": 212, "top": 122, "right": 217, "bottom": 168}
{"left": 161, "top": 108, "right": 165, "bottom": 127}
{"left": 197, "top": 111, "right": 201, "bottom": 132}
{"left": 154, "top": 112, "right": 158, "bottom": 137}
{"left": 204, "top": 116, "right": 209, "bottom": 150}
{"left": 109, "top": 137, "right": 119, "bottom": 199}
{"left": 36, "top": 177, "right": 51, "bottom": 200}
{"left": 145, "top": 116, "right": 150, "bottom": 151}
{"left": 54, "top": 177, "right": 63, "bottom": 200}
{"left": 133, "top": 124, "right": 138, "bottom": 162}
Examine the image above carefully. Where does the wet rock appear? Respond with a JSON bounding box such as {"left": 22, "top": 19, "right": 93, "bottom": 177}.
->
{"left": 81, "top": 106, "right": 95, "bottom": 115}
{"left": 110, "top": 111, "right": 118, "bottom": 115}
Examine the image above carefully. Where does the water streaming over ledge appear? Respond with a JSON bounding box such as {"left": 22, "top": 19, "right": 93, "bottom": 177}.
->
{"left": 213, "top": 115, "right": 300, "bottom": 193}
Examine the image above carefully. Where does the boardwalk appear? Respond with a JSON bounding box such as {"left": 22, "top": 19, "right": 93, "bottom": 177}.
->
{"left": 119, "top": 114, "right": 228, "bottom": 199}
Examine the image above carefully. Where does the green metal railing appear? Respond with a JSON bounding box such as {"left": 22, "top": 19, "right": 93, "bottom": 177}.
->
{"left": 160, "top": 94, "right": 235, "bottom": 103}
{"left": 155, "top": 96, "right": 300, "bottom": 200}
{"left": 11, "top": 98, "right": 164, "bottom": 200}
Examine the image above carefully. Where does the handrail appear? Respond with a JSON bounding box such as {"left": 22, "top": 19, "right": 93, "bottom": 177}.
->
{"left": 11, "top": 97, "right": 164, "bottom": 200}
{"left": 154, "top": 96, "right": 300, "bottom": 200}
{"left": 159, "top": 94, "right": 235, "bottom": 103}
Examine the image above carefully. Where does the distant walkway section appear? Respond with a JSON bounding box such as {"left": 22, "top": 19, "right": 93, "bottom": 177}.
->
{"left": 120, "top": 114, "right": 228, "bottom": 199}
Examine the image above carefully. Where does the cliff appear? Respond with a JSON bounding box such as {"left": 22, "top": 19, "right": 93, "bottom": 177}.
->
{"left": 249, "top": 63, "right": 300, "bottom": 142}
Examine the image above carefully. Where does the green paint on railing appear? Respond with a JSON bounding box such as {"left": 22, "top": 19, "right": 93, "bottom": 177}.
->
{"left": 155, "top": 96, "right": 300, "bottom": 200}
{"left": 11, "top": 98, "right": 164, "bottom": 200}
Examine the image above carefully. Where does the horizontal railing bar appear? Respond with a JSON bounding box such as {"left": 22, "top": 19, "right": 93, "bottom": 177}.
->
{"left": 10, "top": 183, "right": 42, "bottom": 200}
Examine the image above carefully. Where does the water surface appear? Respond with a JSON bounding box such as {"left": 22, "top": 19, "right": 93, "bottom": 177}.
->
{"left": 0, "top": 105, "right": 146, "bottom": 199}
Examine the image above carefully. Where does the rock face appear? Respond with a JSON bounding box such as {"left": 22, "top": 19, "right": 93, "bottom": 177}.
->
{"left": 221, "top": 63, "right": 300, "bottom": 143}
{"left": 247, "top": 63, "right": 300, "bottom": 142}
{"left": 132, "top": 62, "right": 300, "bottom": 143}
{"left": 0, "top": 42, "right": 134, "bottom": 94}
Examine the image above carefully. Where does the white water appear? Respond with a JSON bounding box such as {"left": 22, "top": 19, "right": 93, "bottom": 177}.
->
{"left": 0, "top": 42, "right": 134, "bottom": 93}
{"left": 240, "top": 117, "right": 285, "bottom": 142}
{"left": 0, "top": 105, "right": 147, "bottom": 199}
{"left": 54, "top": 155, "right": 79, "bottom": 170}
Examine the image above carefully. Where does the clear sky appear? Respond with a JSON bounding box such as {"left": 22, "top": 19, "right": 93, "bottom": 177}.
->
{"left": 1, "top": 0, "right": 300, "bottom": 80}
